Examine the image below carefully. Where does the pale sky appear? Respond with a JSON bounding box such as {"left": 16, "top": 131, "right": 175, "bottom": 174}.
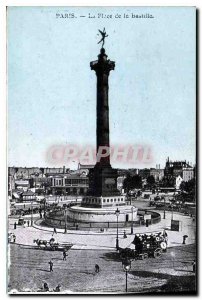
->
{"left": 8, "top": 6, "right": 196, "bottom": 169}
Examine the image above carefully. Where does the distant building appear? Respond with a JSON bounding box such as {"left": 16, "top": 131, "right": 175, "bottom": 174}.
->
{"left": 8, "top": 166, "right": 70, "bottom": 180}
{"left": 8, "top": 167, "right": 42, "bottom": 179}
{"left": 164, "top": 157, "right": 194, "bottom": 182}
{"left": 43, "top": 166, "right": 69, "bottom": 175}
{"left": 22, "top": 190, "right": 36, "bottom": 201}
{"left": 182, "top": 167, "right": 194, "bottom": 182}
{"left": 150, "top": 168, "right": 164, "bottom": 181}
{"left": 8, "top": 175, "right": 15, "bottom": 194}
{"left": 51, "top": 174, "right": 89, "bottom": 195}
{"left": 15, "top": 179, "right": 31, "bottom": 191}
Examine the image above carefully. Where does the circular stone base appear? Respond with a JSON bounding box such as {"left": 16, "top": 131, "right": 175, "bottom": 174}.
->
{"left": 67, "top": 204, "right": 138, "bottom": 223}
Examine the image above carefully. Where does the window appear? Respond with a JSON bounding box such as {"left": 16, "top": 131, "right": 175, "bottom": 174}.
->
{"left": 114, "top": 199, "right": 116, "bottom": 202}
{"left": 103, "top": 199, "right": 106, "bottom": 203}
{"left": 65, "top": 179, "right": 71, "bottom": 185}
{"left": 111, "top": 199, "right": 113, "bottom": 202}
{"left": 121, "top": 198, "right": 123, "bottom": 201}
{"left": 107, "top": 199, "right": 109, "bottom": 202}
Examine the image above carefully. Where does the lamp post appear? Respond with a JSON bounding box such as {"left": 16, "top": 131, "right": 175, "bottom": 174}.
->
{"left": 131, "top": 206, "right": 134, "bottom": 234}
{"left": 44, "top": 199, "right": 46, "bottom": 218}
{"left": 31, "top": 198, "right": 33, "bottom": 226}
{"left": 171, "top": 204, "right": 174, "bottom": 220}
{"left": 64, "top": 207, "right": 67, "bottom": 233}
{"left": 115, "top": 208, "right": 120, "bottom": 250}
{"left": 122, "top": 258, "right": 131, "bottom": 293}
{"left": 163, "top": 196, "right": 166, "bottom": 219}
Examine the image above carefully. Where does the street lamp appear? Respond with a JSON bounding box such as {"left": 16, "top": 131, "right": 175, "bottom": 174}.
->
{"left": 163, "top": 196, "right": 166, "bottom": 219}
{"left": 64, "top": 207, "right": 67, "bottom": 233}
{"left": 115, "top": 208, "right": 120, "bottom": 250}
{"left": 171, "top": 204, "right": 174, "bottom": 220}
{"left": 122, "top": 258, "right": 131, "bottom": 293}
{"left": 44, "top": 199, "right": 46, "bottom": 218}
{"left": 131, "top": 206, "right": 134, "bottom": 234}
{"left": 31, "top": 198, "right": 33, "bottom": 226}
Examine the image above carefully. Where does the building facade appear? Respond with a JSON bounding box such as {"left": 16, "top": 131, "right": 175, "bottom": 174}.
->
{"left": 164, "top": 158, "right": 194, "bottom": 182}
{"left": 51, "top": 174, "right": 89, "bottom": 195}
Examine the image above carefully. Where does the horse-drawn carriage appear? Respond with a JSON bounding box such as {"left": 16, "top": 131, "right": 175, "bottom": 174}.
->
{"left": 33, "top": 238, "right": 72, "bottom": 251}
{"left": 119, "top": 231, "right": 168, "bottom": 260}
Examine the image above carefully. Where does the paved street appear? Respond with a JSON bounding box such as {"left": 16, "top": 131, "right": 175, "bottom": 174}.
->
{"left": 8, "top": 209, "right": 196, "bottom": 294}
{"left": 8, "top": 243, "right": 196, "bottom": 293}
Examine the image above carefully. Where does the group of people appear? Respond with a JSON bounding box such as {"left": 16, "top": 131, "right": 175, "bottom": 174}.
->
{"left": 133, "top": 230, "right": 168, "bottom": 250}
{"left": 14, "top": 220, "right": 30, "bottom": 229}
{"left": 41, "top": 282, "right": 61, "bottom": 292}
{"left": 8, "top": 232, "right": 16, "bottom": 243}
{"left": 47, "top": 249, "right": 68, "bottom": 272}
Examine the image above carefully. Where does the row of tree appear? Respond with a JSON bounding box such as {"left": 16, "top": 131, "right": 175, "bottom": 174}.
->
{"left": 123, "top": 174, "right": 156, "bottom": 192}
{"left": 123, "top": 174, "right": 196, "bottom": 196}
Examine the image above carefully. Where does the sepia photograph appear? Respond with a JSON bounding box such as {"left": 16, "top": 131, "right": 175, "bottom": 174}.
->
{"left": 7, "top": 6, "right": 197, "bottom": 294}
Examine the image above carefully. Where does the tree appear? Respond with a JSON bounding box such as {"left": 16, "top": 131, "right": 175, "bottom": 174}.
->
{"left": 147, "top": 175, "right": 155, "bottom": 188}
{"left": 160, "top": 176, "right": 175, "bottom": 187}
{"left": 123, "top": 174, "right": 142, "bottom": 193}
{"left": 180, "top": 178, "right": 196, "bottom": 195}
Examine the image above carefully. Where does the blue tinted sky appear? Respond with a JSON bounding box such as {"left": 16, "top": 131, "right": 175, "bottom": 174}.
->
{"left": 8, "top": 6, "right": 196, "bottom": 169}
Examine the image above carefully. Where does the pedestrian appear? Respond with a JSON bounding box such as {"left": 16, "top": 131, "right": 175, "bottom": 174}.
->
{"left": 27, "top": 220, "right": 30, "bottom": 227}
{"left": 95, "top": 264, "right": 100, "bottom": 273}
{"left": 54, "top": 284, "right": 61, "bottom": 292}
{"left": 14, "top": 222, "right": 17, "bottom": 230}
{"left": 43, "top": 282, "right": 49, "bottom": 292}
{"left": 63, "top": 250, "right": 67, "bottom": 261}
{"left": 13, "top": 234, "right": 16, "bottom": 243}
{"left": 53, "top": 227, "right": 57, "bottom": 234}
{"left": 49, "top": 260, "right": 53, "bottom": 272}
{"left": 192, "top": 260, "right": 196, "bottom": 273}
{"left": 183, "top": 235, "right": 188, "bottom": 244}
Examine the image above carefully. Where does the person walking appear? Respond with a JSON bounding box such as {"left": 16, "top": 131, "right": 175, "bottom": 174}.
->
{"left": 63, "top": 250, "right": 67, "bottom": 261}
{"left": 14, "top": 222, "right": 17, "bottom": 230}
{"left": 49, "top": 260, "right": 53, "bottom": 272}
{"left": 27, "top": 220, "right": 30, "bottom": 227}
{"left": 53, "top": 227, "right": 57, "bottom": 234}
{"left": 95, "top": 264, "right": 100, "bottom": 274}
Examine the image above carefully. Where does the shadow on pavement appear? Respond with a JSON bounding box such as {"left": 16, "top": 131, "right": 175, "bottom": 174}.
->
{"left": 130, "top": 270, "right": 196, "bottom": 293}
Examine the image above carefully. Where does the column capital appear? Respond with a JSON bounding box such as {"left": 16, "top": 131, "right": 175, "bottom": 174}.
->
{"left": 90, "top": 48, "right": 115, "bottom": 75}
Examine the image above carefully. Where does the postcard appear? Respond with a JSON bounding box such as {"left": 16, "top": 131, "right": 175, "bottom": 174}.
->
{"left": 7, "top": 6, "right": 196, "bottom": 294}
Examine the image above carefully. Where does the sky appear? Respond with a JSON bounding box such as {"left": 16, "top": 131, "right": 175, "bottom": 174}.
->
{"left": 8, "top": 6, "right": 196, "bottom": 170}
